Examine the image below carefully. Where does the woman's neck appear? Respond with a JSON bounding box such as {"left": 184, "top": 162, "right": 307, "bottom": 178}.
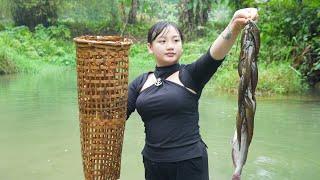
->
{"left": 154, "top": 63, "right": 180, "bottom": 79}
{"left": 156, "top": 60, "right": 179, "bottom": 67}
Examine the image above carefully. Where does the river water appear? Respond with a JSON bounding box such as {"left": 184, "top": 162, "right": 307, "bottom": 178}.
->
{"left": 0, "top": 69, "right": 319, "bottom": 180}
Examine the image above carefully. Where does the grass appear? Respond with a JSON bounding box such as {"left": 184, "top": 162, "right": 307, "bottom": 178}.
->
{"left": 212, "top": 61, "right": 308, "bottom": 95}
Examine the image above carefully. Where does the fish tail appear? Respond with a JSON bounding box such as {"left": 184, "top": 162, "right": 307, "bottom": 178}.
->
{"left": 232, "top": 173, "right": 241, "bottom": 180}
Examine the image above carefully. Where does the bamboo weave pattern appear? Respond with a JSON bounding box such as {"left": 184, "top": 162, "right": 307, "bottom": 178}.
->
{"left": 74, "top": 36, "right": 132, "bottom": 180}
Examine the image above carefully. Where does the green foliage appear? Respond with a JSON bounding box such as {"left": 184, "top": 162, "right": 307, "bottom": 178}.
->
{"left": 209, "top": 1, "right": 232, "bottom": 32}
{"left": 123, "top": 0, "right": 179, "bottom": 39}
{"left": 0, "top": 25, "right": 74, "bottom": 74}
{"left": 227, "top": 0, "right": 255, "bottom": 11}
{"left": 159, "top": 3, "right": 179, "bottom": 22}
{"left": 0, "top": 0, "right": 318, "bottom": 95}
{"left": 212, "top": 60, "right": 308, "bottom": 95}
{"left": 222, "top": 0, "right": 320, "bottom": 88}
{"left": 0, "top": 0, "right": 13, "bottom": 25}
{"left": 124, "top": 22, "right": 154, "bottom": 40}
{"left": 125, "top": 0, "right": 180, "bottom": 25}
{"left": 256, "top": 62, "right": 308, "bottom": 94}
{"left": 0, "top": 48, "right": 16, "bottom": 74}
{"left": 58, "top": 0, "right": 122, "bottom": 37}
{"left": 130, "top": 34, "right": 308, "bottom": 95}
{"left": 178, "top": 0, "right": 213, "bottom": 41}
{"left": 129, "top": 43, "right": 154, "bottom": 70}
{"left": 258, "top": 0, "right": 320, "bottom": 86}
{"left": 34, "top": 24, "right": 71, "bottom": 40}
{"left": 11, "top": 0, "right": 59, "bottom": 30}
{"left": 0, "top": 23, "right": 5, "bottom": 31}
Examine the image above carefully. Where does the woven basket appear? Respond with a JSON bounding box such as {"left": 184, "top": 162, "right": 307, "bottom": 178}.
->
{"left": 74, "top": 35, "right": 133, "bottom": 180}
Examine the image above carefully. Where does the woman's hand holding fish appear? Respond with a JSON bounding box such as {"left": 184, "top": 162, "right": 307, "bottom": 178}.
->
{"left": 230, "top": 8, "right": 259, "bottom": 33}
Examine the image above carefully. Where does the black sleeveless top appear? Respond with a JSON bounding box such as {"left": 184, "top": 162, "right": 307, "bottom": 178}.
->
{"left": 127, "top": 49, "right": 224, "bottom": 162}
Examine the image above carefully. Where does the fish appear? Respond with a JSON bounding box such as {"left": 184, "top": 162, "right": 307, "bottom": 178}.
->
{"left": 232, "top": 20, "right": 260, "bottom": 180}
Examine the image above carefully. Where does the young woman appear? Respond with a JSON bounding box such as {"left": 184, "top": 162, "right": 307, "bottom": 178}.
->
{"left": 126, "top": 8, "right": 258, "bottom": 180}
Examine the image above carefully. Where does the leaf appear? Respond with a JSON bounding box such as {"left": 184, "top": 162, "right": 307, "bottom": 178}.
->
{"left": 187, "top": 3, "right": 193, "bottom": 10}
{"left": 284, "top": 17, "right": 291, "bottom": 22}
{"left": 313, "top": 62, "right": 320, "bottom": 71}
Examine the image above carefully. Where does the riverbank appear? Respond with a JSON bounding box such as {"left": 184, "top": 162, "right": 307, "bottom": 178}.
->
{"left": 0, "top": 26, "right": 310, "bottom": 96}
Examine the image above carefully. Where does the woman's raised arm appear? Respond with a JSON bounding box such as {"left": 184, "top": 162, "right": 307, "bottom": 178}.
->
{"left": 210, "top": 8, "right": 258, "bottom": 60}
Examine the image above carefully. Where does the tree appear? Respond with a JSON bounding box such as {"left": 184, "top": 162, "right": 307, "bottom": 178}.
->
{"left": 11, "top": 0, "right": 59, "bottom": 30}
{"left": 0, "top": 0, "right": 12, "bottom": 23}
{"left": 109, "top": 0, "right": 121, "bottom": 28}
{"left": 178, "top": 0, "right": 212, "bottom": 40}
{"left": 128, "top": 0, "right": 139, "bottom": 24}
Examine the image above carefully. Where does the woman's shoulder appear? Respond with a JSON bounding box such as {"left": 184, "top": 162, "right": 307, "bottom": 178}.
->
{"left": 132, "top": 71, "right": 153, "bottom": 82}
{"left": 129, "top": 71, "right": 153, "bottom": 89}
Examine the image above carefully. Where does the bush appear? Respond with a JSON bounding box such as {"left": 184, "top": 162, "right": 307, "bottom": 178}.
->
{"left": 0, "top": 48, "right": 16, "bottom": 74}
{"left": 0, "top": 24, "right": 74, "bottom": 74}
{"left": 258, "top": 0, "right": 320, "bottom": 87}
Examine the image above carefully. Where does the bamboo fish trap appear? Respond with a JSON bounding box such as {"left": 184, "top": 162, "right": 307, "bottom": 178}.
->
{"left": 74, "top": 35, "right": 133, "bottom": 180}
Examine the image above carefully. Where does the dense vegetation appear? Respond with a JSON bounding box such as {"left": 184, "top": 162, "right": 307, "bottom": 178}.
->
{"left": 0, "top": 0, "right": 319, "bottom": 95}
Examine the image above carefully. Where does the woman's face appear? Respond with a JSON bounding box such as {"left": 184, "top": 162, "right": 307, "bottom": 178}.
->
{"left": 147, "top": 25, "right": 183, "bottom": 67}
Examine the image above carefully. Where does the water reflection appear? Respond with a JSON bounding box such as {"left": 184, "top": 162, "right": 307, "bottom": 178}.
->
{"left": 0, "top": 69, "right": 319, "bottom": 180}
